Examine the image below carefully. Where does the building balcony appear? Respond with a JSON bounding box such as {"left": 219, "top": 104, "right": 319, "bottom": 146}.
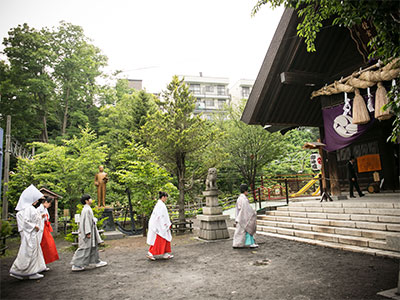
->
{"left": 190, "top": 91, "right": 230, "bottom": 99}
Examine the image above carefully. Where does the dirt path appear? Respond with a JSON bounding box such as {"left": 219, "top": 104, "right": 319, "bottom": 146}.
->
{"left": 1, "top": 232, "right": 398, "bottom": 300}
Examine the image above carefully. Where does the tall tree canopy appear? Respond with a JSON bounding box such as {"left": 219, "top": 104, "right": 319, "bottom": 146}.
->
{"left": 141, "top": 76, "right": 222, "bottom": 223}
{"left": 1, "top": 23, "right": 55, "bottom": 143}
{"left": 98, "top": 79, "right": 156, "bottom": 160}
{"left": 51, "top": 21, "right": 107, "bottom": 137}
{"left": 219, "top": 100, "right": 285, "bottom": 191}
{"left": 0, "top": 22, "right": 107, "bottom": 143}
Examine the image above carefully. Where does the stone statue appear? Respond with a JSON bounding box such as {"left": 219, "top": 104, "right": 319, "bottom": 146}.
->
{"left": 205, "top": 167, "right": 217, "bottom": 191}
{"left": 198, "top": 167, "right": 229, "bottom": 240}
{"left": 94, "top": 165, "right": 108, "bottom": 207}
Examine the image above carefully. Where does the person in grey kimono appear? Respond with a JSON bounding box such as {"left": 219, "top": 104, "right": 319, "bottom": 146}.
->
{"left": 232, "top": 184, "right": 258, "bottom": 248}
{"left": 71, "top": 194, "right": 107, "bottom": 271}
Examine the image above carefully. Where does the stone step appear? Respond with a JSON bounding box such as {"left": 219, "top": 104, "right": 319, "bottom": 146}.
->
{"left": 256, "top": 225, "right": 399, "bottom": 251}
{"left": 103, "top": 230, "right": 125, "bottom": 240}
{"left": 258, "top": 215, "right": 400, "bottom": 231}
{"left": 257, "top": 220, "right": 398, "bottom": 239}
{"left": 263, "top": 210, "right": 400, "bottom": 224}
{"left": 255, "top": 230, "right": 400, "bottom": 259}
{"left": 287, "top": 201, "right": 400, "bottom": 209}
{"left": 277, "top": 205, "right": 400, "bottom": 216}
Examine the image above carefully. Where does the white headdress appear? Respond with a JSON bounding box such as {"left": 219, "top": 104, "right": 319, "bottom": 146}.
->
{"left": 15, "top": 184, "right": 44, "bottom": 211}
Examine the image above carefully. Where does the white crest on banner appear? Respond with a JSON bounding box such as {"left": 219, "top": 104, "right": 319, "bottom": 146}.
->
{"left": 333, "top": 92, "right": 358, "bottom": 138}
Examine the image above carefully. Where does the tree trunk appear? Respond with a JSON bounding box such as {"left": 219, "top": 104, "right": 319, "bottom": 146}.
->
{"left": 250, "top": 162, "right": 257, "bottom": 203}
{"left": 41, "top": 114, "right": 49, "bottom": 143}
{"left": 38, "top": 93, "right": 49, "bottom": 143}
{"left": 176, "top": 152, "right": 186, "bottom": 225}
{"left": 62, "top": 87, "right": 70, "bottom": 136}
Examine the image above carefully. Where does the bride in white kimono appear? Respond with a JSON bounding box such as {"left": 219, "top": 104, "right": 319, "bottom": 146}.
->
{"left": 9, "top": 184, "right": 47, "bottom": 280}
{"left": 232, "top": 184, "right": 258, "bottom": 248}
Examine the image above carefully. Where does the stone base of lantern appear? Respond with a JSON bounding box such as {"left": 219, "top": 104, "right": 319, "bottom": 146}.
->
{"left": 198, "top": 188, "right": 229, "bottom": 240}
{"left": 197, "top": 214, "right": 230, "bottom": 240}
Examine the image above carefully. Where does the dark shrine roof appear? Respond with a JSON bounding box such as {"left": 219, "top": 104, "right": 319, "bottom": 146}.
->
{"left": 39, "top": 187, "right": 63, "bottom": 198}
{"left": 241, "top": 8, "right": 367, "bottom": 129}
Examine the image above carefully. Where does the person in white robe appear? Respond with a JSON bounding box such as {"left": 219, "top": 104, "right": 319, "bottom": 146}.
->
{"left": 37, "top": 196, "right": 59, "bottom": 265}
{"left": 232, "top": 184, "right": 258, "bottom": 248}
{"left": 146, "top": 191, "right": 173, "bottom": 260}
{"left": 70, "top": 194, "right": 107, "bottom": 271}
{"left": 9, "top": 184, "right": 47, "bottom": 280}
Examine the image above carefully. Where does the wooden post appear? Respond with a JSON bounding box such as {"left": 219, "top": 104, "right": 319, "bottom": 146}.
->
{"left": 328, "top": 151, "right": 341, "bottom": 196}
{"left": 285, "top": 179, "right": 289, "bottom": 205}
{"left": 2, "top": 116, "right": 11, "bottom": 220}
{"left": 318, "top": 147, "right": 327, "bottom": 193}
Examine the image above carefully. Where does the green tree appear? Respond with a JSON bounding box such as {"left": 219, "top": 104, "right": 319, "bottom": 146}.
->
{"left": 265, "top": 127, "right": 319, "bottom": 175}
{"left": 219, "top": 100, "right": 285, "bottom": 192}
{"left": 141, "top": 76, "right": 221, "bottom": 223}
{"left": 51, "top": 21, "right": 107, "bottom": 137}
{"left": 7, "top": 126, "right": 108, "bottom": 216}
{"left": 252, "top": 0, "right": 400, "bottom": 141}
{"left": 114, "top": 142, "right": 177, "bottom": 218}
{"left": 98, "top": 80, "right": 157, "bottom": 163}
{"left": 1, "top": 22, "right": 108, "bottom": 144}
{"left": 0, "top": 61, "right": 43, "bottom": 143}
{"left": 2, "top": 23, "right": 56, "bottom": 143}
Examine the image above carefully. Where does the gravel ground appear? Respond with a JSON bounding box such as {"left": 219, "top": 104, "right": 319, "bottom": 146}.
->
{"left": 1, "top": 231, "right": 398, "bottom": 300}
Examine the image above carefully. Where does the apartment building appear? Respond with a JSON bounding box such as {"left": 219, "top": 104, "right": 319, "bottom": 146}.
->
{"left": 127, "top": 79, "right": 143, "bottom": 91}
{"left": 229, "top": 79, "right": 255, "bottom": 108}
{"left": 182, "top": 75, "right": 230, "bottom": 120}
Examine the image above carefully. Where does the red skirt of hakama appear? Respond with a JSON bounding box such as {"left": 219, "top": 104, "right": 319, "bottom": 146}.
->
{"left": 41, "top": 221, "right": 59, "bottom": 264}
{"left": 148, "top": 234, "right": 171, "bottom": 256}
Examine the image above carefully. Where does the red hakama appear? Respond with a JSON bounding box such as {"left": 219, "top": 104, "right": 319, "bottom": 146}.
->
{"left": 40, "top": 219, "right": 59, "bottom": 264}
{"left": 148, "top": 234, "right": 171, "bottom": 256}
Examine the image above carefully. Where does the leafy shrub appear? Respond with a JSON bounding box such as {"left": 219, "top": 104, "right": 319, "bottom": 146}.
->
{"left": 0, "top": 221, "right": 13, "bottom": 238}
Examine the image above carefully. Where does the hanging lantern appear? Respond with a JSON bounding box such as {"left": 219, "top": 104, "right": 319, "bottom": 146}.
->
{"left": 375, "top": 82, "right": 393, "bottom": 120}
{"left": 352, "top": 88, "right": 370, "bottom": 124}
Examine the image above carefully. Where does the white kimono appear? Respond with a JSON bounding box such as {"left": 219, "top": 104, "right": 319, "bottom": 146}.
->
{"left": 147, "top": 200, "right": 172, "bottom": 245}
{"left": 10, "top": 185, "right": 46, "bottom": 277}
{"left": 232, "top": 193, "right": 257, "bottom": 248}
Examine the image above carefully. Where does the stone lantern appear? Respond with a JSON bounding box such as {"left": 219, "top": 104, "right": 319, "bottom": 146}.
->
{"left": 197, "top": 168, "right": 229, "bottom": 240}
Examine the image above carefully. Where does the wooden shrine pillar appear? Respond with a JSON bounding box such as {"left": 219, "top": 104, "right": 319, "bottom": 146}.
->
{"left": 327, "top": 151, "right": 342, "bottom": 196}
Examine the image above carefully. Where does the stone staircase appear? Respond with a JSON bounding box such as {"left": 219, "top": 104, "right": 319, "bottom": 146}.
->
{"left": 256, "top": 200, "right": 400, "bottom": 259}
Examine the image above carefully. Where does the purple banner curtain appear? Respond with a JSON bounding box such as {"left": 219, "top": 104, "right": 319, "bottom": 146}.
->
{"left": 322, "top": 95, "right": 375, "bottom": 152}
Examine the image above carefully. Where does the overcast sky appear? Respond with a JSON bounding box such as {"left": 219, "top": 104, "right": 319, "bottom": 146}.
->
{"left": 0, "top": 0, "right": 284, "bottom": 93}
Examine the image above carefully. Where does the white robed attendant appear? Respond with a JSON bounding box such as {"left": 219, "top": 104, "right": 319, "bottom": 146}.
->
{"left": 232, "top": 184, "right": 258, "bottom": 248}
{"left": 146, "top": 192, "right": 173, "bottom": 260}
{"left": 10, "top": 185, "right": 47, "bottom": 280}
